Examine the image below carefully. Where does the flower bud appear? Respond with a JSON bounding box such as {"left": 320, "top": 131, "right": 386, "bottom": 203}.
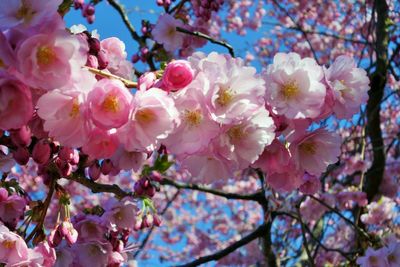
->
{"left": 88, "top": 37, "right": 101, "bottom": 55}
{"left": 32, "top": 140, "right": 51, "bottom": 165}
{"left": 13, "top": 146, "right": 30, "bottom": 165}
{"left": 10, "top": 125, "right": 31, "bottom": 147}
{"left": 162, "top": 60, "right": 194, "bottom": 92}
{"left": 89, "top": 162, "right": 101, "bottom": 181}
{"left": 153, "top": 214, "right": 162, "bottom": 227}
{"left": 97, "top": 49, "right": 109, "bottom": 69}
{"left": 100, "top": 159, "right": 113, "bottom": 175}
{"left": 0, "top": 188, "right": 8, "bottom": 202}
{"left": 58, "top": 147, "right": 74, "bottom": 162}
{"left": 48, "top": 228, "right": 62, "bottom": 248}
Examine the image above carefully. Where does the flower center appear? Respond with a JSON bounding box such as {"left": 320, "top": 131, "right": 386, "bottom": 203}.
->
{"left": 281, "top": 81, "right": 299, "bottom": 100}
{"left": 15, "top": 0, "right": 35, "bottom": 22}
{"left": 2, "top": 240, "right": 16, "bottom": 249}
{"left": 136, "top": 109, "right": 155, "bottom": 124}
{"left": 299, "top": 141, "right": 316, "bottom": 155}
{"left": 37, "top": 46, "right": 56, "bottom": 66}
{"left": 228, "top": 126, "right": 246, "bottom": 141}
{"left": 69, "top": 99, "right": 80, "bottom": 118}
{"left": 388, "top": 253, "right": 396, "bottom": 263}
{"left": 184, "top": 110, "right": 202, "bottom": 127}
{"left": 102, "top": 95, "right": 119, "bottom": 113}
{"left": 216, "top": 87, "right": 234, "bottom": 107}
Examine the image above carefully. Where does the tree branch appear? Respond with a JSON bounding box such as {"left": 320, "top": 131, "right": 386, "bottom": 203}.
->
{"left": 85, "top": 66, "right": 137, "bottom": 88}
{"left": 175, "top": 223, "right": 268, "bottom": 267}
{"left": 176, "top": 27, "right": 235, "bottom": 57}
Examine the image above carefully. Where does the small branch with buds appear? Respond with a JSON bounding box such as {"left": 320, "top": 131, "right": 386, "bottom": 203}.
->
{"left": 176, "top": 27, "right": 235, "bottom": 57}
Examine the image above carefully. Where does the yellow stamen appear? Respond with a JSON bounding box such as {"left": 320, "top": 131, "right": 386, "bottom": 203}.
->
{"left": 281, "top": 81, "right": 299, "bottom": 100}
{"left": 2, "top": 240, "right": 16, "bottom": 249}
{"left": 227, "top": 126, "right": 246, "bottom": 141}
{"left": 37, "top": 46, "right": 56, "bottom": 66}
{"left": 69, "top": 99, "right": 80, "bottom": 118}
{"left": 299, "top": 141, "right": 316, "bottom": 155}
{"left": 136, "top": 109, "right": 155, "bottom": 124}
{"left": 216, "top": 88, "right": 234, "bottom": 107}
{"left": 15, "top": 0, "right": 35, "bottom": 23}
{"left": 102, "top": 95, "right": 119, "bottom": 113}
{"left": 184, "top": 110, "right": 202, "bottom": 127}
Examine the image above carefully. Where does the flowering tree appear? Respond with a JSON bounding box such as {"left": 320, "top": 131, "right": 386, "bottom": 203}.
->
{"left": 0, "top": 0, "right": 399, "bottom": 266}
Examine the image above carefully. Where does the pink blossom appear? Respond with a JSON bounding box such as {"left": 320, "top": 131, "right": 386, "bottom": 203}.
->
{"left": 32, "top": 140, "right": 51, "bottom": 165}
{"left": 165, "top": 73, "right": 220, "bottom": 157}
{"left": 326, "top": 55, "right": 370, "bottom": 119}
{"left": 82, "top": 128, "right": 119, "bottom": 159}
{"left": 152, "top": 14, "right": 185, "bottom": 52}
{"left": 356, "top": 247, "right": 389, "bottom": 267}
{"left": 162, "top": 60, "right": 194, "bottom": 91}
{"left": 0, "top": 194, "right": 26, "bottom": 229}
{"left": 33, "top": 242, "right": 56, "bottom": 267}
{"left": 299, "top": 173, "right": 321, "bottom": 194}
{"left": 386, "top": 240, "right": 400, "bottom": 267}
{"left": 0, "top": 77, "right": 33, "bottom": 130}
{"left": 252, "top": 139, "right": 291, "bottom": 174}
{"left": 0, "top": 0, "right": 62, "bottom": 30}
{"left": 101, "top": 37, "right": 133, "bottom": 80}
{"left": 289, "top": 128, "right": 341, "bottom": 176}
{"left": 189, "top": 52, "right": 266, "bottom": 124}
{"left": 88, "top": 79, "right": 132, "bottom": 130}
{"left": 361, "top": 196, "right": 396, "bottom": 226}
{"left": 111, "top": 146, "right": 147, "bottom": 172}
{"left": 16, "top": 30, "right": 88, "bottom": 90}
{"left": 266, "top": 167, "right": 304, "bottom": 192}
{"left": 102, "top": 197, "right": 138, "bottom": 230}
{"left": 0, "top": 223, "right": 29, "bottom": 265}
{"left": 264, "top": 52, "right": 326, "bottom": 119}
{"left": 75, "top": 215, "right": 106, "bottom": 242}
{"left": 118, "top": 88, "right": 179, "bottom": 152}
{"left": 138, "top": 72, "right": 157, "bottom": 91}
{"left": 73, "top": 241, "right": 112, "bottom": 266}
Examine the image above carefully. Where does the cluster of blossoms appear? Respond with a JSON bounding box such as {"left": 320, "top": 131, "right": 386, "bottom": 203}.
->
{"left": 0, "top": 0, "right": 377, "bottom": 266}
{"left": 357, "top": 237, "right": 400, "bottom": 267}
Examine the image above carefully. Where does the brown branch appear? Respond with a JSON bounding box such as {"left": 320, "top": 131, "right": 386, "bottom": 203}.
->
{"left": 85, "top": 66, "right": 137, "bottom": 88}
{"left": 176, "top": 27, "right": 235, "bottom": 57}
{"left": 296, "top": 207, "right": 315, "bottom": 267}
{"left": 364, "top": 0, "right": 389, "bottom": 202}
{"left": 175, "top": 223, "right": 268, "bottom": 267}
{"left": 161, "top": 178, "right": 262, "bottom": 201}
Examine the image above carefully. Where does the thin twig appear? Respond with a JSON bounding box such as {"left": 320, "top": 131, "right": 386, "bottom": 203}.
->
{"left": 85, "top": 66, "right": 137, "bottom": 88}
{"left": 175, "top": 223, "right": 268, "bottom": 267}
{"left": 176, "top": 27, "right": 235, "bottom": 57}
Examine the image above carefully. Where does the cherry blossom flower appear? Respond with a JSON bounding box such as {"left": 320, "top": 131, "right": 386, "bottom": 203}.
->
{"left": 152, "top": 14, "right": 185, "bottom": 52}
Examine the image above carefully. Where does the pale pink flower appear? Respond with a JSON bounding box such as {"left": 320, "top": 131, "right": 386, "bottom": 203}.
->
{"left": 0, "top": 77, "right": 33, "bottom": 130}
{"left": 213, "top": 108, "right": 275, "bottom": 170}
{"left": 189, "top": 52, "right": 266, "bottom": 124}
{"left": 162, "top": 60, "right": 194, "bottom": 91}
{"left": 138, "top": 72, "right": 157, "bottom": 91}
{"left": 73, "top": 242, "right": 112, "bottom": 267}
{"left": 101, "top": 37, "right": 133, "bottom": 80}
{"left": 356, "top": 247, "right": 389, "bottom": 267}
{"left": 102, "top": 197, "right": 138, "bottom": 230}
{"left": 82, "top": 128, "right": 119, "bottom": 159}
{"left": 152, "top": 14, "right": 185, "bottom": 52}
{"left": 264, "top": 52, "right": 326, "bottom": 119}
{"left": 111, "top": 146, "right": 147, "bottom": 172}
{"left": 16, "top": 30, "right": 88, "bottom": 90}
{"left": 386, "top": 240, "right": 400, "bottom": 267}
{"left": 0, "top": 194, "right": 26, "bottom": 229}
{"left": 360, "top": 196, "right": 396, "bottom": 226}
{"left": 33, "top": 242, "right": 56, "bottom": 267}
{"left": 118, "top": 88, "right": 179, "bottom": 152}
{"left": 266, "top": 166, "right": 304, "bottom": 192}
{"left": 326, "top": 55, "right": 370, "bottom": 119}
{"left": 74, "top": 215, "right": 106, "bottom": 243}
{"left": 0, "top": 224, "right": 29, "bottom": 265}
{"left": 299, "top": 173, "right": 321, "bottom": 194}
{"left": 0, "top": 0, "right": 62, "bottom": 30}
{"left": 88, "top": 79, "right": 132, "bottom": 130}
{"left": 252, "top": 139, "right": 291, "bottom": 174}
{"left": 289, "top": 128, "right": 341, "bottom": 176}
{"left": 37, "top": 89, "right": 91, "bottom": 148}
{"left": 165, "top": 73, "right": 220, "bottom": 157}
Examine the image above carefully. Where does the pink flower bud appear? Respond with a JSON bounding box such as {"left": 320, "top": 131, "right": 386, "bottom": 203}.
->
{"left": 150, "top": 171, "right": 162, "bottom": 182}
{"left": 58, "top": 147, "right": 74, "bottom": 162}
{"left": 145, "top": 186, "right": 156, "bottom": 198}
{"left": 70, "top": 150, "right": 80, "bottom": 165}
{"left": 55, "top": 158, "right": 72, "bottom": 177}
{"left": 83, "top": 4, "right": 95, "bottom": 16}
{"left": 88, "top": 37, "right": 101, "bottom": 55}
{"left": 86, "top": 15, "right": 95, "bottom": 24}
{"left": 134, "top": 218, "right": 142, "bottom": 231}
{"left": 32, "top": 140, "right": 51, "bottom": 165}
{"left": 0, "top": 188, "right": 8, "bottom": 202}
{"left": 48, "top": 228, "right": 62, "bottom": 248}
{"left": 74, "top": 0, "right": 84, "bottom": 9}
{"left": 100, "top": 159, "right": 113, "bottom": 175}
{"left": 162, "top": 60, "right": 194, "bottom": 92}
{"left": 13, "top": 146, "right": 30, "bottom": 165}
{"left": 89, "top": 162, "right": 101, "bottom": 181}
{"left": 10, "top": 126, "right": 31, "bottom": 147}
{"left": 97, "top": 49, "right": 109, "bottom": 69}
{"left": 153, "top": 214, "right": 162, "bottom": 227}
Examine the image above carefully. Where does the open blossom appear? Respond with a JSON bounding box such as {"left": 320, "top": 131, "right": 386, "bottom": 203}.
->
{"left": 118, "top": 88, "right": 179, "bottom": 152}
{"left": 0, "top": 223, "right": 29, "bottom": 265}
{"left": 0, "top": 77, "right": 33, "bottom": 130}
{"left": 82, "top": 128, "right": 119, "bottom": 159}
{"left": 0, "top": 194, "right": 26, "bottom": 229}
{"left": 289, "top": 128, "right": 341, "bottom": 176}
{"left": 357, "top": 247, "right": 389, "bottom": 267}
{"left": 162, "top": 60, "right": 194, "bottom": 92}
{"left": 37, "top": 89, "right": 90, "bottom": 148}
{"left": 111, "top": 146, "right": 147, "bottom": 172}
{"left": 152, "top": 13, "right": 185, "bottom": 52}
{"left": 361, "top": 196, "right": 396, "bottom": 225}
{"left": 165, "top": 73, "right": 220, "bottom": 157}
{"left": 326, "top": 55, "right": 369, "bottom": 119}
{"left": 0, "top": 0, "right": 62, "bottom": 30}
{"left": 16, "top": 30, "right": 88, "bottom": 90}
{"left": 264, "top": 52, "right": 326, "bottom": 119}
{"left": 33, "top": 242, "right": 56, "bottom": 267}
{"left": 188, "top": 52, "right": 266, "bottom": 124}
{"left": 101, "top": 37, "right": 133, "bottom": 79}
{"left": 102, "top": 197, "right": 138, "bottom": 230}
{"left": 88, "top": 79, "right": 132, "bottom": 130}
{"left": 72, "top": 242, "right": 112, "bottom": 267}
